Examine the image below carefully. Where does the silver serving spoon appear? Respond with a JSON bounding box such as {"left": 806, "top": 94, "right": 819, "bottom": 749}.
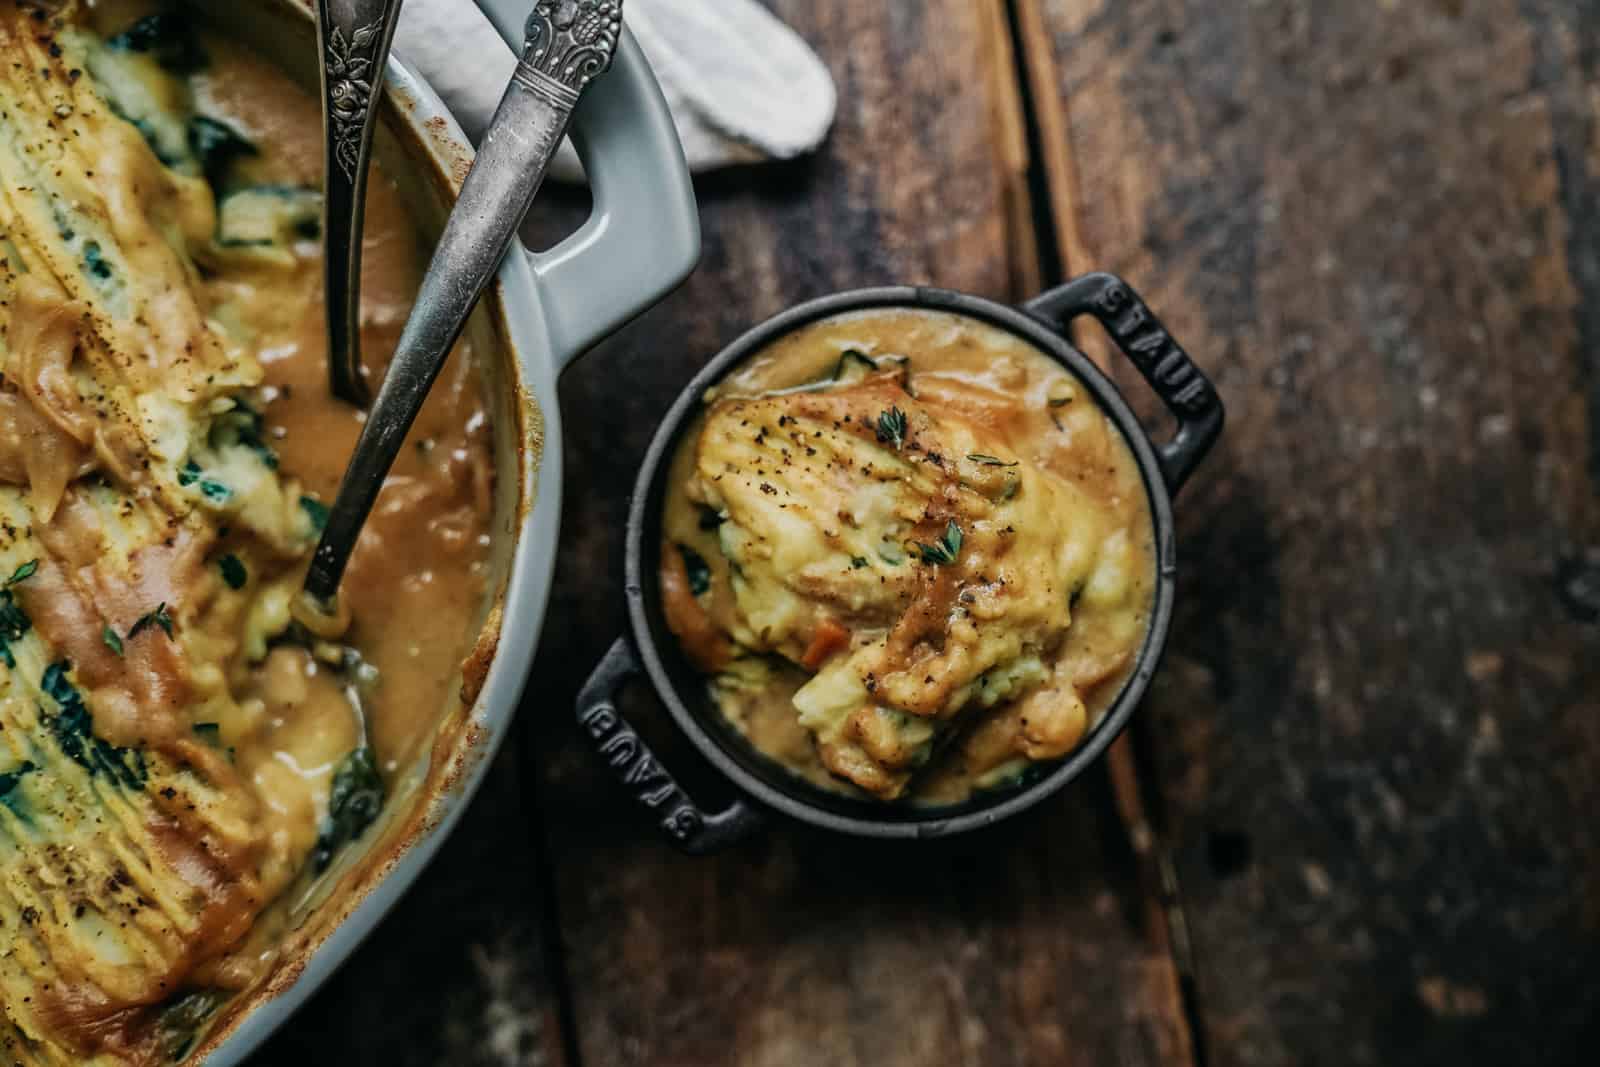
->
{"left": 316, "top": 0, "right": 406, "bottom": 407}
{"left": 301, "top": 0, "right": 624, "bottom": 608}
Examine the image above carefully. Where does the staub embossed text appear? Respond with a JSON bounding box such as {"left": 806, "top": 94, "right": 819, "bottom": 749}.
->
{"left": 581, "top": 702, "right": 704, "bottom": 842}
{"left": 1091, "top": 281, "right": 1215, "bottom": 416}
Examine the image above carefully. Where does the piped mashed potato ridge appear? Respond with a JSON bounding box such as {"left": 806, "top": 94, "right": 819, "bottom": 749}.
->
{"left": 0, "top": 3, "right": 493, "bottom": 1063}
{"left": 660, "top": 309, "right": 1155, "bottom": 804}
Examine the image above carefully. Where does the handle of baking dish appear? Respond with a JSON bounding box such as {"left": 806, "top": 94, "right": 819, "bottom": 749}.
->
{"left": 577, "top": 638, "right": 765, "bottom": 855}
{"left": 473, "top": 2, "right": 700, "bottom": 369}
{"left": 1024, "top": 273, "right": 1225, "bottom": 492}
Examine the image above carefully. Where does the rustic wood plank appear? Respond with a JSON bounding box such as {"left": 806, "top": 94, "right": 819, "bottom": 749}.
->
{"left": 521, "top": 1, "right": 1194, "bottom": 1064}
{"left": 1024, "top": 0, "right": 1600, "bottom": 1064}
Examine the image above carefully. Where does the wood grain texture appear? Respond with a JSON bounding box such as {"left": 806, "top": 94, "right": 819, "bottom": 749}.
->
{"left": 1024, "top": 0, "right": 1600, "bottom": 1064}
{"left": 519, "top": 1, "right": 1193, "bottom": 1065}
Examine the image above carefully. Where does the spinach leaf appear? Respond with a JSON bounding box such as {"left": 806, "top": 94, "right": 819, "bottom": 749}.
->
{"left": 209, "top": 402, "right": 278, "bottom": 469}
{"left": 217, "top": 554, "right": 247, "bottom": 590}
{"left": 107, "top": 13, "right": 207, "bottom": 73}
{"left": 0, "top": 761, "right": 34, "bottom": 811}
{"left": 156, "top": 990, "right": 222, "bottom": 1061}
{"left": 678, "top": 545, "right": 712, "bottom": 596}
{"left": 312, "top": 747, "right": 384, "bottom": 873}
{"left": 0, "top": 589, "right": 29, "bottom": 669}
{"left": 42, "top": 661, "right": 147, "bottom": 790}
{"left": 177, "top": 459, "right": 232, "bottom": 502}
{"left": 82, "top": 241, "right": 114, "bottom": 283}
{"left": 198, "top": 477, "right": 232, "bottom": 504}
{"left": 40, "top": 660, "right": 78, "bottom": 705}
{"left": 300, "top": 495, "right": 330, "bottom": 533}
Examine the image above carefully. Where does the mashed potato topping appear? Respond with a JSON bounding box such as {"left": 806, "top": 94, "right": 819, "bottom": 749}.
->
{"left": 661, "top": 309, "right": 1154, "bottom": 802}
{"left": 0, "top": 4, "right": 493, "bottom": 1061}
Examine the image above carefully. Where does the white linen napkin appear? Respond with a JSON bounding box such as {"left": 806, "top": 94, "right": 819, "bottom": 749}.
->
{"left": 393, "top": 0, "right": 837, "bottom": 181}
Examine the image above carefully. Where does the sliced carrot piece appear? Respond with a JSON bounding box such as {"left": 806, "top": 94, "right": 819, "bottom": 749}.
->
{"left": 801, "top": 618, "right": 851, "bottom": 671}
{"left": 660, "top": 544, "right": 733, "bottom": 672}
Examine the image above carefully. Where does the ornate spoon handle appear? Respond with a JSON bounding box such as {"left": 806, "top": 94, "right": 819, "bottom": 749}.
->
{"left": 316, "top": 0, "right": 406, "bottom": 407}
{"left": 304, "top": 1, "right": 625, "bottom": 604}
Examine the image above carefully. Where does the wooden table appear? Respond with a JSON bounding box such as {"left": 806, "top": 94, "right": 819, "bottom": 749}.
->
{"left": 255, "top": 2, "right": 1600, "bottom": 1064}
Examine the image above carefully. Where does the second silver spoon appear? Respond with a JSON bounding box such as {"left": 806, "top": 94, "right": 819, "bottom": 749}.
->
{"left": 316, "top": 0, "right": 406, "bottom": 407}
{"left": 303, "top": 0, "right": 625, "bottom": 605}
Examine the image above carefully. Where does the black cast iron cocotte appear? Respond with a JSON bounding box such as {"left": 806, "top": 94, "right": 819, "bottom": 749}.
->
{"left": 576, "top": 273, "right": 1225, "bottom": 853}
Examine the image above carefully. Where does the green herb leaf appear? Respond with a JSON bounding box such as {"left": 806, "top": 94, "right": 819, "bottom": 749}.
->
{"left": 313, "top": 747, "right": 385, "bottom": 873}
{"left": 128, "top": 602, "right": 174, "bottom": 640}
{"left": 850, "top": 556, "right": 869, "bottom": 569}
{"left": 193, "top": 722, "right": 221, "bottom": 745}
{"left": 1049, "top": 396, "right": 1073, "bottom": 408}
{"left": 217, "top": 553, "right": 247, "bottom": 590}
{"left": 83, "top": 241, "right": 113, "bottom": 283}
{"left": 198, "top": 477, "right": 232, "bottom": 503}
{"left": 102, "top": 626, "right": 124, "bottom": 656}
{"left": 300, "top": 495, "right": 330, "bottom": 533}
{"left": 6, "top": 560, "right": 38, "bottom": 586}
{"left": 875, "top": 406, "right": 907, "bottom": 450}
{"left": 967, "top": 453, "right": 1019, "bottom": 467}
{"left": 177, "top": 459, "right": 201, "bottom": 487}
{"left": 210, "top": 401, "right": 279, "bottom": 470}
{"left": 678, "top": 545, "right": 712, "bottom": 596}
{"left": 914, "top": 521, "right": 964, "bottom": 566}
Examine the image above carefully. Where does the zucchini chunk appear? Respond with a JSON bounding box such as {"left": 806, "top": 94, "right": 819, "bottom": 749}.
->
{"left": 832, "top": 348, "right": 879, "bottom": 384}
{"left": 216, "top": 186, "right": 323, "bottom": 265}
{"left": 826, "top": 348, "right": 912, "bottom": 393}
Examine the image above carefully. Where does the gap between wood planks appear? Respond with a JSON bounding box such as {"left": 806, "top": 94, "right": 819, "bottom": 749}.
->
{"left": 505, "top": 713, "right": 582, "bottom": 1067}
{"left": 1001, "top": 2, "right": 1210, "bottom": 1064}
